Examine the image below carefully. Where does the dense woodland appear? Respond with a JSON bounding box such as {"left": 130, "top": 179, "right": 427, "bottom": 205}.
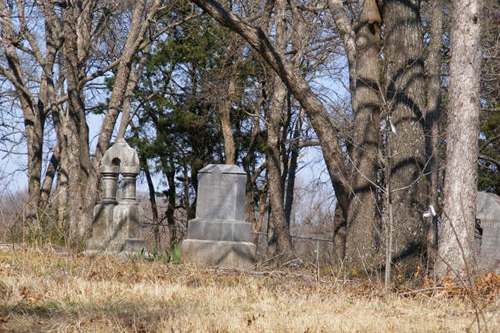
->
{"left": 0, "top": 0, "right": 498, "bottom": 282}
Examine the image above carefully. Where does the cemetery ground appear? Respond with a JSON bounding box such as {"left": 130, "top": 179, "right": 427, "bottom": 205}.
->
{"left": 0, "top": 248, "right": 499, "bottom": 333}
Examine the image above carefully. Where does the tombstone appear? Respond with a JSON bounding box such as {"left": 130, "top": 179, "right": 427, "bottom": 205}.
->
{"left": 181, "top": 164, "right": 256, "bottom": 267}
{"left": 85, "top": 138, "right": 145, "bottom": 255}
{"left": 476, "top": 192, "right": 500, "bottom": 272}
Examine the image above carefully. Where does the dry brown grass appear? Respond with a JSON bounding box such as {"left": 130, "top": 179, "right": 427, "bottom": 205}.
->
{"left": 0, "top": 248, "right": 498, "bottom": 333}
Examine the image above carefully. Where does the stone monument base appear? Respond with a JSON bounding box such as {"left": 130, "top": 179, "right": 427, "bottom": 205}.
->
{"left": 181, "top": 239, "right": 256, "bottom": 268}
{"left": 85, "top": 238, "right": 145, "bottom": 256}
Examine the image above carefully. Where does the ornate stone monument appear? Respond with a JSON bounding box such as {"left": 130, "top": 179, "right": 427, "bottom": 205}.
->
{"left": 86, "top": 138, "right": 145, "bottom": 255}
{"left": 181, "top": 164, "right": 256, "bottom": 267}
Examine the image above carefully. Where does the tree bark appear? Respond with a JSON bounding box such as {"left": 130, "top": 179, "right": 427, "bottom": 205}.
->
{"left": 219, "top": 76, "right": 237, "bottom": 164}
{"left": 265, "top": 0, "right": 293, "bottom": 255}
{"left": 39, "top": 144, "right": 60, "bottom": 211}
{"left": 436, "top": 0, "right": 482, "bottom": 277}
{"left": 165, "top": 165, "right": 177, "bottom": 247}
{"left": 345, "top": 0, "right": 383, "bottom": 267}
{"left": 61, "top": 2, "right": 94, "bottom": 242}
{"left": 383, "top": 0, "right": 429, "bottom": 271}
{"left": 425, "top": 0, "right": 444, "bottom": 272}
{"left": 284, "top": 110, "right": 301, "bottom": 228}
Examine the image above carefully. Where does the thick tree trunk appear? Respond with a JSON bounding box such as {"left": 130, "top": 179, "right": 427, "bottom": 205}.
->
{"left": 436, "top": 0, "right": 482, "bottom": 278}
{"left": 345, "top": 1, "right": 382, "bottom": 267}
{"left": 24, "top": 111, "right": 44, "bottom": 223}
{"left": 61, "top": 3, "right": 94, "bottom": 243}
{"left": 383, "top": 0, "right": 429, "bottom": 271}
{"left": 265, "top": 0, "right": 293, "bottom": 255}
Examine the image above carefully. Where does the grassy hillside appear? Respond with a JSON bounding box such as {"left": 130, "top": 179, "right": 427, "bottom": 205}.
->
{"left": 0, "top": 248, "right": 498, "bottom": 332}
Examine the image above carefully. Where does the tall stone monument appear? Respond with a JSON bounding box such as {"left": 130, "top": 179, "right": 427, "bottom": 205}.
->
{"left": 181, "top": 164, "right": 256, "bottom": 267}
{"left": 86, "top": 138, "right": 145, "bottom": 255}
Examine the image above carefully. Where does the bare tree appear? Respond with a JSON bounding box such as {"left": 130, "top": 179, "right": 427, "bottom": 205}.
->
{"left": 189, "top": 0, "right": 352, "bottom": 238}
{"left": 383, "top": 0, "right": 429, "bottom": 272}
{"left": 0, "top": 0, "right": 179, "bottom": 243}
{"left": 436, "top": 0, "right": 483, "bottom": 277}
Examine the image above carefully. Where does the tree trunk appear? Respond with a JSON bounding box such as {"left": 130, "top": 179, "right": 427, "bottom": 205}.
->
{"left": 61, "top": 3, "right": 94, "bottom": 243}
{"left": 254, "top": 190, "right": 268, "bottom": 248}
{"left": 383, "top": 0, "right": 429, "bottom": 272}
{"left": 436, "top": 0, "right": 482, "bottom": 278}
{"left": 284, "top": 110, "right": 301, "bottom": 228}
{"left": 141, "top": 155, "right": 160, "bottom": 252}
{"left": 265, "top": 0, "right": 293, "bottom": 255}
{"left": 220, "top": 76, "right": 237, "bottom": 164}
{"left": 345, "top": 1, "right": 382, "bottom": 267}
{"left": 165, "top": 166, "right": 177, "bottom": 247}
{"left": 425, "top": 0, "right": 444, "bottom": 273}
{"left": 333, "top": 202, "right": 347, "bottom": 261}
{"left": 39, "top": 144, "right": 60, "bottom": 211}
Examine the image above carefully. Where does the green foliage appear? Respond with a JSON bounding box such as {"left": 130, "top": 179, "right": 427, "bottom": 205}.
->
{"left": 169, "top": 242, "right": 182, "bottom": 264}
{"left": 129, "top": 10, "right": 267, "bottom": 194}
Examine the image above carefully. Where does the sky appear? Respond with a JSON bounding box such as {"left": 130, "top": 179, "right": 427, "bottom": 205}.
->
{"left": 0, "top": 85, "right": 346, "bottom": 212}
{"left": 0, "top": 37, "right": 350, "bottom": 206}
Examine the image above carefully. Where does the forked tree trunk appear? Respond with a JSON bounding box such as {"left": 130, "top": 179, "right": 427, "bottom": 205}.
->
{"left": 383, "top": 0, "right": 429, "bottom": 272}
{"left": 436, "top": 0, "right": 482, "bottom": 278}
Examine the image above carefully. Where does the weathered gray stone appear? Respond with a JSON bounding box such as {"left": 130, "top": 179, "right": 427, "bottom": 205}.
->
{"left": 182, "top": 239, "right": 256, "bottom": 268}
{"left": 195, "top": 164, "right": 246, "bottom": 221}
{"left": 187, "top": 219, "right": 253, "bottom": 242}
{"left": 85, "top": 138, "right": 145, "bottom": 255}
{"left": 181, "top": 164, "right": 256, "bottom": 268}
{"left": 100, "top": 138, "right": 140, "bottom": 174}
{"left": 476, "top": 192, "right": 500, "bottom": 273}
